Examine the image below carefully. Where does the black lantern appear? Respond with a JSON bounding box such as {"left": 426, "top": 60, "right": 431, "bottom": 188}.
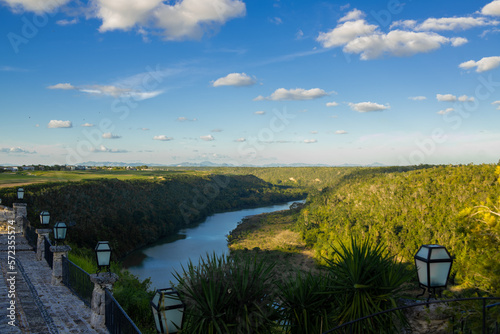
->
{"left": 40, "top": 211, "right": 50, "bottom": 225}
{"left": 414, "top": 244, "right": 453, "bottom": 302}
{"left": 151, "top": 288, "right": 184, "bottom": 334}
{"left": 53, "top": 222, "right": 67, "bottom": 244}
{"left": 17, "top": 187, "right": 24, "bottom": 200}
{"left": 95, "top": 241, "right": 112, "bottom": 273}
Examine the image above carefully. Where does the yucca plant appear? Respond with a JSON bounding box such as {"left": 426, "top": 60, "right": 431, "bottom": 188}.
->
{"left": 278, "top": 271, "right": 336, "bottom": 334}
{"left": 174, "top": 252, "right": 279, "bottom": 334}
{"left": 324, "top": 237, "right": 412, "bottom": 334}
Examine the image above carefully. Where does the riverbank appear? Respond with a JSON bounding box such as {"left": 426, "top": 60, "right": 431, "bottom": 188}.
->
{"left": 227, "top": 202, "right": 320, "bottom": 282}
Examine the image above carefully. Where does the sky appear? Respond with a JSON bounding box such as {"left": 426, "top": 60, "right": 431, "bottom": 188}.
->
{"left": 1, "top": 0, "right": 500, "bottom": 167}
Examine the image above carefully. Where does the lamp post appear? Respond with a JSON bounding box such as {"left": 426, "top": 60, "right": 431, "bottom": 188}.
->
{"left": 95, "top": 241, "right": 112, "bottom": 274}
{"left": 40, "top": 211, "right": 50, "bottom": 225}
{"left": 414, "top": 244, "right": 453, "bottom": 304}
{"left": 17, "top": 187, "right": 24, "bottom": 200}
{"left": 151, "top": 288, "right": 184, "bottom": 334}
{"left": 53, "top": 222, "right": 67, "bottom": 245}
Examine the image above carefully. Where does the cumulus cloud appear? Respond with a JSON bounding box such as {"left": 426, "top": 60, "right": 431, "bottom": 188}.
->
{"left": 0, "top": 147, "right": 36, "bottom": 154}
{"left": 254, "top": 111, "right": 265, "bottom": 115}
{"left": 47, "top": 83, "right": 75, "bottom": 90}
{"left": 81, "top": 123, "right": 94, "bottom": 127}
{"left": 212, "top": 72, "right": 256, "bottom": 87}
{"left": 102, "top": 132, "right": 121, "bottom": 139}
{"left": 493, "top": 101, "right": 500, "bottom": 109}
{"left": 1, "top": 0, "right": 70, "bottom": 13}
{"left": 153, "top": 135, "right": 173, "bottom": 141}
{"left": 409, "top": 96, "right": 427, "bottom": 101}
{"left": 348, "top": 102, "right": 389, "bottom": 112}
{"left": 56, "top": 18, "right": 78, "bottom": 26}
{"left": 459, "top": 56, "right": 500, "bottom": 72}
{"left": 254, "top": 88, "right": 328, "bottom": 101}
{"left": 92, "top": 145, "right": 128, "bottom": 153}
{"left": 317, "top": 19, "right": 377, "bottom": 48}
{"left": 482, "top": 0, "right": 500, "bottom": 16}
{"left": 48, "top": 120, "right": 72, "bottom": 128}
{"left": 326, "top": 102, "right": 339, "bottom": 107}
{"left": 200, "top": 134, "right": 215, "bottom": 141}
{"left": 338, "top": 9, "right": 365, "bottom": 23}
{"left": 317, "top": 10, "right": 470, "bottom": 60}
{"left": 235, "top": 137, "right": 246, "bottom": 142}
{"left": 437, "top": 107, "right": 454, "bottom": 115}
{"left": 458, "top": 95, "right": 475, "bottom": 102}
{"left": 304, "top": 139, "right": 317, "bottom": 143}
{"left": 436, "top": 94, "right": 457, "bottom": 102}
{"left": 335, "top": 130, "right": 348, "bottom": 134}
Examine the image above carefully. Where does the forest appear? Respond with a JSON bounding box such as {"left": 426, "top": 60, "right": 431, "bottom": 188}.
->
{"left": 0, "top": 173, "right": 306, "bottom": 257}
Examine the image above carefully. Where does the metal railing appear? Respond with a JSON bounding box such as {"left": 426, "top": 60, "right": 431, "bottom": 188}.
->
{"left": 44, "top": 235, "right": 53, "bottom": 269}
{"left": 105, "top": 288, "right": 142, "bottom": 334}
{"left": 61, "top": 256, "right": 93, "bottom": 307}
{"left": 22, "top": 217, "right": 38, "bottom": 251}
{"left": 323, "top": 297, "right": 500, "bottom": 334}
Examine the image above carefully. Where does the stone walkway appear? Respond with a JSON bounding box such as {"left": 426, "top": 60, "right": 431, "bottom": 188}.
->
{"left": 0, "top": 211, "right": 109, "bottom": 333}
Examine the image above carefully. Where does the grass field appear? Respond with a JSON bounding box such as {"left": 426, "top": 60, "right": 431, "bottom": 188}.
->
{"left": 0, "top": 169, "right": 203, "bottom": 188}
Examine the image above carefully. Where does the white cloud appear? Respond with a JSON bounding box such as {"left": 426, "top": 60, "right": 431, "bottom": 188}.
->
{"left": 344, "top": 30, "right": 450, "bottom": 60}
{"left": 0, "top": 147, "right": 36, "bottom": 154}
{"left": 57, "top": 18, "right": 78, "bottom": 26}
{"left": 153, "top": 0, "right": 246, "bottom": 40}
{"left": 409, "top": 96, "right": 427, "bottom": 101}
{"left": 102, "top": 132, "right": 121, "bottom": 139}
{"left": 437, "top": 107, "right": 454, "bottom": 115}
{"left": 482, "top": 0, "right": 500, "bottom": 16}
{"left": 304, "top": 139, "right": 317, "bottom": 143}
{"left": 47, "top": 83, "right": 75, "bottom": 90}
{"left": 415, "top": 17, "right": 498, "bottom": 31}
{"left": 335, "top": 130, "right": 348, "bottom": 134}
{"left": 200, "top": 134, "right": 215, "bottom": 141}
{"left": 436, "top": 94, "right": 457, "bottom": 102}
{"left": 176, "top": 117, "right": 197, "bottom": 121}
{"left": 254, "top": 111, "right": 266, "bottom": 115}
{"left": 493, "top": 101, "right": 500, "bottom": 109}
{"left": 140, "top": 128, "right": 150, "bottom": 131}
{"left": 211, "top": 129, "right": 223, "bottom": 132}
{"left": 317, "top": 19, "right": 377, "bottom": 48}
{"left": 254, "top": 88, "right": 328, "bottom": 101}
{"left": 451, "top": 37, "right": 468, "bottom": 46}
{"left": 153, "top": 135, "right": 173, "bottom": 141}
{"left": 338, "top": 9, "right": 365, "bottom": 23}
{"left": 2, "top": 0, "right": 69, "bottom": 13}
{"left": 48, "top": 120, "right": 72, "bottom": 128}
{"left": 326, "top": 101, "right": 339, "bottom": 107}
{"left": 81, "top": 123, "right": 94, "bottom": 127}
{"left": 212, "top": 72, "right": 256, "bottom": 87}
{"left": 348, "top": 102, "right": 389, "bottom": 112}
{"left": 235, "top": 137, "right": 246, "bottom": 142}
{"left": 92, "top": 145, "right": 127, "bottom": 153}
{"left": 458, "top": 95, "right": 475, "bottom": 102}
{"left": 94, "top": 0, "right": 162, "bottom": 32}
{"left": 310, "top": 131, "right": 318, "bottom": 134}
{"left": 459, "top": 56, "right": 500, "bottom": 72}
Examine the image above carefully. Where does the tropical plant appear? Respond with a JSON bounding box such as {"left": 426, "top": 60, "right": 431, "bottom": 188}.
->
{"left": 174, "top": 252, "right": 279, "bottom": 334}
{"left": 277, "top": 271, "right": 336, "bottom": 334}
{"left": 323, "top": 237, "right": 413, "bottom": 333}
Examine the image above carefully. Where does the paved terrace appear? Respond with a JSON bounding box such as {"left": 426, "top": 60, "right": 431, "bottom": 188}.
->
{"left": 0, "top": 206, "right": 108, "bottom": 334}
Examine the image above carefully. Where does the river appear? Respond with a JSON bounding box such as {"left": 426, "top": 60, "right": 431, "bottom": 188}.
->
{"left": 122, "top": 200, "right": 303, "bottom": 289}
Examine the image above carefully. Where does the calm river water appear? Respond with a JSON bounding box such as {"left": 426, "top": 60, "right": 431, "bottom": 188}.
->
{"left": 122, "top": 200, "right": 303, "bottom": 289}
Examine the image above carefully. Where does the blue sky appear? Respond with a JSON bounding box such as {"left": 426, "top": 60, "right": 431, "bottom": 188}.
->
{"left": 1, "top": 0, "right": 500, "bottom": 166}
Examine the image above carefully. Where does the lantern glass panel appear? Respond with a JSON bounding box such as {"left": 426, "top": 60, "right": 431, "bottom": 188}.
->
{"left": 415, "top": 259, "right": 428, "bottom": 286}
{"left": 429, "top": 262, "right": 451, "bottom": 287}
{"left": 40, "top": 211, "right": 50, "bottom": 225}
{"left": 162, "top": 309, "right": 183, "bottom": 333}
{"left": 96, "top": 242, "right": 111, "bottom": 267}
{"left": 429, "top": 247, "right": 450, "bottom": 260}
{"left": 416, "top": 247, "right": 429, "bottom": 260}
{"left": 18, "top": 188, "right": 24, "bottom": 199}
{"left": 54, "top": 222, "right": 67, "bottom": 240}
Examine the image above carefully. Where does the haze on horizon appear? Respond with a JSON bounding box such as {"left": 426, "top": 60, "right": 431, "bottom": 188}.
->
{"left": 1, "top": 0, "right": 500, "bottom": 167}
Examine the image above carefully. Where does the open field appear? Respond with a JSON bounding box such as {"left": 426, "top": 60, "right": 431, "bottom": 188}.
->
{"left": 0, "top": 169, "right": 207, "bottom": 188}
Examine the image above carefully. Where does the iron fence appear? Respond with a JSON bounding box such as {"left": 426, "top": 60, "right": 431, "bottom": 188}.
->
{"left": 61, "top": 256, "right": 93, "bottom": 307}
{"left": 322, "top": 297, "right": 500, "bottom": 334}
{"left": 105, "top": 288, "right": 142, "bottom": 334}
{"left": 44, "top": 236, "right": 53, "bottom": 269}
